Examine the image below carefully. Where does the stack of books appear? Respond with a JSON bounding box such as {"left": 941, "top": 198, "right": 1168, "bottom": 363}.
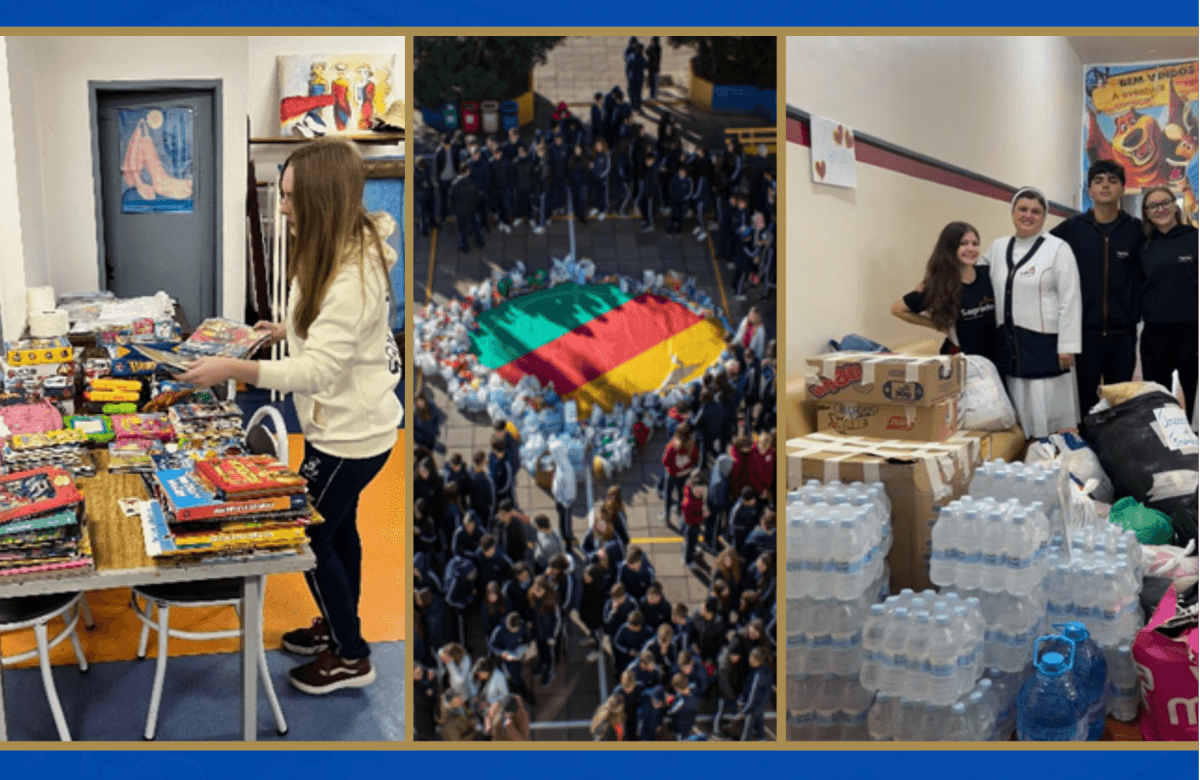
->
{"left": 1, "top": 428, "right": 95, "bottom": 477}
{"left": 141, "top": 455, "right": 316, "bottom": 560}
{"left": 134, "top": 318, "right": 270, "bottom": 373}
{"left": 167, "top": 402, "right": 245, "bottom": 455}
{"left": 0, "top": 466, "right": 92, "bottom": 577}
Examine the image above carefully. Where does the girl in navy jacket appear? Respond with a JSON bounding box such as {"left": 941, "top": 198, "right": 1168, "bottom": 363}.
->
{"left": 528, "top": 575, "right": 562, "bottom": 686}
{"left": 589, "top": 139, "right": 611, "bottom": 218}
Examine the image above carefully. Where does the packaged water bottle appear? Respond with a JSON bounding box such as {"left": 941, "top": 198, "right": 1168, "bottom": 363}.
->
{"left": 1057, "top": 621, "right": 1108, "bottom": 740}
{"left": 975, "top": 678, "right": 1000, "bottom": 740}
{"left": 860, "top": 604, "right": 888, "bottom": 689}
{"left": 945, "top": 701, "right": 972, "bottom": 741}
{"left": 930, "top": 503, "right": 961, "bottom": 586}
{"left": 880, "top": 607, "right": 911, "bottom": 695}
{"left": 927, "top": 613, "right": 961, "bottom": 705}
{"left": 1016, "top": 635, "right": 1084, "bottom": 741}
{"left": 903, "top": 611, "right": 933, "bottom": 700}
{"left": 1104, "top": 644, "right": 1139, "bottom": 722}
{"left": 965, "top": 689, "right": 995, "bottom": 741}
{"left": 986, "top": 667, "right": 1020, "bottom": 741}
{"left": 868, "top": 693, "right": 895, "bottom": 740}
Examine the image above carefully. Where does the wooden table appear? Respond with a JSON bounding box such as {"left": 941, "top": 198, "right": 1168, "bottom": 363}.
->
{"left": 0, "top": 453, "right": 316, "bottom": 741}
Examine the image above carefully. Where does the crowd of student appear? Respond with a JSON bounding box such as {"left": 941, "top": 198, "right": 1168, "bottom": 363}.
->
{"left": 891, "top": 161, "right": 1197, "bottom": 438}
{"left": 410, "top": 310, "right": 779, "bottom": 741}
{"left": 413, "top": 73, "right": 777, "bottom": 300}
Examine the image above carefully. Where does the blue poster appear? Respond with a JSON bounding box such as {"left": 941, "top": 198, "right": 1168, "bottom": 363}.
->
{"left": 118, "top": 107, "right": 194, "bottom": 214}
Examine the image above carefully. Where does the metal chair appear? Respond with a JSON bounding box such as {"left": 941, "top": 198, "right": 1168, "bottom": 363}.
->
{"left": 0, "top": 592, "right": 90, "bottom": 740}
{"left": 130, "top": 577, "right": 288, "bottom": 740}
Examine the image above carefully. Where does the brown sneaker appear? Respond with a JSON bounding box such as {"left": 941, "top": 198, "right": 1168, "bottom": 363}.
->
{"left": 281, "top": 617, "right": 331, "bottom": 656}
{"left": 288, "top": 649, "right": 376, "bottom": 695}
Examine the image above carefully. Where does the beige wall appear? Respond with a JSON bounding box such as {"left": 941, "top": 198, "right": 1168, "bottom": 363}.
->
{"left": 0, "top": 37, "right": 28, "bottom": 339}
{"left": 785, "top": 36, "right": 1083, "bottom": 373}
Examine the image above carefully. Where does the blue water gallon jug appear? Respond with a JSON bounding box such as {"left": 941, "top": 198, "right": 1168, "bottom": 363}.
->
{"left": 1057, "top": 621, "right": 1109, "bottom": 740}
{"left": 1016, "top": 635, "right": 1085, "bottom": 741}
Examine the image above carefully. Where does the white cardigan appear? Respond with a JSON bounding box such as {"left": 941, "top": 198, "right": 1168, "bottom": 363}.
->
{"left": 984, "top": 233, "right": 1083, "bottom": 355}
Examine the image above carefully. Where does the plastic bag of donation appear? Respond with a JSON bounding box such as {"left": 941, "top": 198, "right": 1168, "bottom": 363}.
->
{"left": 1026, "top": 432, "right": 1115, "bottom": 504}
{"left": 1080, "top": 388, "right": 1199, "bottom": 519}
{"left": 961, "top": 355, "right": 1018, "bottom": 431}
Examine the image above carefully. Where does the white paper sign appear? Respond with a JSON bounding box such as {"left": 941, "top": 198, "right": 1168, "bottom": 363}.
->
{"left": 810, "top": 114, "right": 858, "bottom": 189}
{"left": 1153, "top": 406, "right": 1199, "bottom": 454}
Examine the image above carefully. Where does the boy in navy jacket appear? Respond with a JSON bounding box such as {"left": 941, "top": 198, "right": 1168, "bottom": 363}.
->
{"left": 637, "top": 150, "right": 658, "bottom": 230}
{"left": 612, "top": 608, "right": 653, "bottom": 674}
{"left": 668, "top": 164, "right": 692, "bottom": 235}
{"left": 442, "top": 554, "right": 477, "bottom": 643}
{"left": 728, "top": 487, "right": 762, "bottom": 554}
{"left": 489, "top": 612, "right": 534, "bottom": 705}
{"left": 476, "top": 535, "right": 514, "bottom": 590}
{"left": 636, "top": 684, "right": 667, "bottom": 741}
{"left": 602, "top": 582, "right": 636, "bottom": 643}
{"left": 488, "top": 435, "right": 515, "bottom": 510}
{"left": 442, "top": 453, "right": 470, "bottom": 500}
{"left": 666, "top": 673, "right": 699, "bottom": 740}
{"left": 629, "top": 648, "right": 663, "bottom": 690}
{"left": 737, "top": 646, "right": 773, "bottom": 741}
{"left": 639, "top": 582, "right": 672, "bottom": 633}
{"left": 705, "top": 454, "right": 734, "bottom": 553}
{"left": 616, "top": 546, "right": 655, "bottom": 601}
{"left": 467, "top": 450, "right": 495, "bottom": 529}
{"left": 450, "top": 509, "right": 484, "bottom": 562}
{"left": 674, "top": 649, "right": 709, "bottom": 698}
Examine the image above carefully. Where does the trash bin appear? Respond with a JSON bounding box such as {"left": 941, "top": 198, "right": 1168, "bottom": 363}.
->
{"left": 461, "top": 100, "right": 481, "bottom": 134}
{"left": 501, "top": 101, "right": 519, "bottom": 132}
{"left": 481, "top": 100, "right": 500, "bottom": 135}
{"left": 441, "top": 102, "right": 459, "bottom": 130}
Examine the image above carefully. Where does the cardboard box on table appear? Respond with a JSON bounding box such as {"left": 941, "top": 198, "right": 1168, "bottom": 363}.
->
{"left": 804, "top": 352, "right": 966, "bottom": 407}
{"left": 787, "top": 432, "right": 982, "bottom": 592}
{"left": 816, "top": 394, "right": 961, "bottom": 443}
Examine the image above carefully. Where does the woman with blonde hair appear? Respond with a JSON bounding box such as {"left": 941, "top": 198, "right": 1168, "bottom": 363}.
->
{"left": 181, "top": 138, "right": 401, "bottom": 693}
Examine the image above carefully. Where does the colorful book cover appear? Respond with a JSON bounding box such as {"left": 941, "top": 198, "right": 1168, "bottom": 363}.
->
{"left": 111, "top": 413, "right": 174, "bottom": 441}
{"left": 152, "top": 468, "right": 307, "bottom": 522}
{"left": 179, "top": 318, "right": 270, "bottom": 360}
{"left": 0, "top": 467, "right": 83, "bottom": 525}
{"left": 0, "top": 508, "right": 78, "bottom": 537}
{"left": 0, "top": 401, "right": 63, "bottom": 440}
{"left": 194, "top": 456, "right": 307, "bottom": 499}
{"left": 140, "top": 500, "right": 307, "bottom": 557}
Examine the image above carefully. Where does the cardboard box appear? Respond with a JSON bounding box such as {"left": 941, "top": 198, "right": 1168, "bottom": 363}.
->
{"left": 804, "top": 352, "right": 966, "bottom": 407}
{"left": 787, "top": 433, "right": 980, "bottom": 592}
{"left": 951, "top": 424, "right": 1027, "bottom": 464}
{"left": 817, "top": 395, "right": 960, "bottom": 443}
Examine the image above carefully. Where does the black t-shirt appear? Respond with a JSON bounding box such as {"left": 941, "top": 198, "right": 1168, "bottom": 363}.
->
{"left": 903, "top": 271, "right": 998, "bottom": 365}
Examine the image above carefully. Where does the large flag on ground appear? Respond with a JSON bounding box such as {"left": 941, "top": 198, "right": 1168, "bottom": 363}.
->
{"left": 470, "top": 283, "right": 726, "bottom": 412}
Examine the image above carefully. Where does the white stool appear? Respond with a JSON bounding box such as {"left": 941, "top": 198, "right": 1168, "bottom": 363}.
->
{"left": 0, "top": 592, "right": 90, "bottom": 741}
{"left": 130, "top": 577, "right": 287, "bottom": 740}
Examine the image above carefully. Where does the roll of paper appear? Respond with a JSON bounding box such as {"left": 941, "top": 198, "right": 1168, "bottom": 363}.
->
{"left": 28, "top": 308, "right": 69, "bottom": 338}
{"left": 26, "top": 285, "right": 56, "bottom": 313}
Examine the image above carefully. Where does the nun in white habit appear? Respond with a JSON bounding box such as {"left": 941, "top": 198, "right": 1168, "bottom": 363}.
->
{"left": 984, "top": 187, "right": 1083, "bottom": 439}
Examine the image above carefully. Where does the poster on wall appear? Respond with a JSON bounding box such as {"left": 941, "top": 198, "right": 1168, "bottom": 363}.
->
{"left": 1083, "top": 59, "right": 1198, "bottom": 223}
{"left": 118, "top": 108, "right": 194, "bottom": 214}
{"left": 278, "top": 54, "right": 396, "bottom": 138}
{"left": 809, "top": 114, "right": 858, "bottom": 189}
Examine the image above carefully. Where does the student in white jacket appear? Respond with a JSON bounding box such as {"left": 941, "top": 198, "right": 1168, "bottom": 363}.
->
{"left": 984, "top": 187, "right": 1082, "bottom": 439}
{"left": 181, "top": 139, "right": 402, "bottom": 693}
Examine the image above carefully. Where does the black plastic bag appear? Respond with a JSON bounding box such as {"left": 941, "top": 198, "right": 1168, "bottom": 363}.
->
{"left": 1079, "top": 391, "right": 1199, "bottom": 519}
{"left": 1171, "top": 490, "right": 1198, "bottom": 548}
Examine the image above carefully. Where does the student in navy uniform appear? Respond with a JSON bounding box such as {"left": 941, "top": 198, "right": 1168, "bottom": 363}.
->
{"left": 613, "top": 609, "right": 654, "bottom": 678}
{"left": 643, "top": 624, "right": 675, "bottom": 672}
{"left": 723, "top": 136, "right": 745, "bottom": 192}
{"left": 579, "top": 563, "right": 609, "bottom": 661}
{"left": 502, "top": 126, "right": 522, "bottom": 161}
{"left": 639, "top": 582, "right": 672, "bottom": 633}
{"left": 646, "top": 37, "right": 663, "bottom": 100}
{"left": 755, "top": 343, "right": 777, "bottom": 433}
{"left": 674, "top": 649, "right": 709, "bottom": 699}
{"left": 602, "top": 86, "right": 621, "bottom": 149}
{"left": 666, "top": 673, "right": 699, "bottom": 740}
{"left": 476, "top": 534, "right": 514, "bottom": 591}
{"left": 567, "top": 142, "right": 591, "bottom": 222}
{"left": 617, "top": 668, "right": 644, "bottom": 737}
{"left": 625, "top": 38, "right": 645, "bottom": 112}
{"left": 504, "top": 562, "right": 534, "bottom": 624}
{"left": 480, "top": 580, "right": 510, "bottom": 645}
{"left": 690, "top": 597, "right": 727, "bottom": 667}
{"left": 449, "top": 163, "right": 484, "bottom": 253}
{"left": 711, "top": 638, "right": 746, "bottom": 739}
{"left": 527, "top": 575, "right": 562, "bottom": 686}
{"left": 613, "top": 138, "right": 634, "bottom": 216}
{"left": 737, "top": 646, "right": 773, "bottom": 741}
{"left": 616, "top": 546, "right": 655, "bottom": 602}
{"left": 1049, "top": 160, "right": 1144, "bottom": 413}
{"left": 705, "top": 453, "right": 734, "bottom": 554}
{"left": 732, "top": 208, "right": 762, "bottom": 301}
{"left": 413, "top": 662, "right": 439, "bottom": 741}
{"left": 467, "top": 450, "right": 495, "bottom": 529}
{"left": 668, "top": 602, "right": 693, "bottom": 660}
{"left": 442, "top": 553, "right": 477, "bottom": 644}
{"left": 636, "top": 683, "right": 667, "bottom": 741}
{"left": 586, "top": 540, "right": 623, "bottom": 591}
{"left": 549, "top": 133, "right": 571, "bottom": 215}
{"left": 668, "top": 163, "right": 692, "bottom": 235}
{"left": 512, "top": 143, "right": 536, "bottom": 229}
{"left": 691, "top": 388, "right": 726, "bottom": 470}
{"left": 630, "top": 648, "right": 664, "bottom": 690}
{"left": 415, "top": 587, "right": 447, "bottom": 665}
{"left": 467, "top": 144, "right": 493, "bottom": 234}
{"left": 442, "top": 452, "right": 470, "bottom": 499}
{"left": 590, "top": 91, "right": 605, "bottom": 145}
{"left": 637, "top": 149, "right": 659, "bottom": 231}
{"left": 1138, "top": 185, "right": 1198, "bottom": 415}
{"left": 588, "top": 139, "right": 611, "bottom": 219}
{"left": 602, "top": 583, "right": 637, "bottom": 650}
{"left": 451, "top": 509, "right": 484, "bottom": 562}
{"left": 434, "top": 133, "right": 459, "bottom": 222}
{"left": 494, "top": 499, "right": 530, "bottom": 564}
{"left": 488, "top": 435, "right": 515, "bottom": 510}
{"left": 532, "top": 141, "right": 552, "bottom": 235}
{"left": 414, "top": 156, "right": 436, "bottom": 235}
{"left": 689, "top": 146, "right": 715, "bottom": 241}
{"left": 413, "top": 551, "right": 443, "bottom": 598}
{"left": 727, "top": 486, "right": 761, "bottom": 556}
{"left": 486, "top": 135, "right": 513, "bottom": 235}
{"left": 489, "top": 611, "right": 534, "bottom": 706}
{"left": 740, "top": 511, "right": 776, "bottom": 566}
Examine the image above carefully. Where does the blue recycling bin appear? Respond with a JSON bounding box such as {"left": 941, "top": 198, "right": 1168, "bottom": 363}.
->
{"left": 501, "top": 101, "right": 519, "bottom": 132}
{"left": 441, "top": 102, "right": 459, "bottom": 131}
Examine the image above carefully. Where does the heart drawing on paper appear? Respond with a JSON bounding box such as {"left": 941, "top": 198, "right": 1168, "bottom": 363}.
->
{"left": 833, "top": 125, "right": 843, "bottom": 145}
{"left": 845, "top": 131, "right": 855, "bottom": 149}
{"left": 815, "top": 160, "right": 826, "bottom": 179}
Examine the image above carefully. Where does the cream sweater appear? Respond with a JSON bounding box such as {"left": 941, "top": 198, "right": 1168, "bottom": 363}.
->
{"left": 257, "top": 213, "right": 402, "bottom": 459}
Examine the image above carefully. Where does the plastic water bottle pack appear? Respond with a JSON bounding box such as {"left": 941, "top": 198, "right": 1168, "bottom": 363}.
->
{"left": 787, "top": 672, "right": 875, "bottom": 741}
{"left": 786, "top": 481, "right": 893, "bottom": 601}
{"left": 950, "top": 585, "right": 1048, "bottom": 672}
{"left": 786, "top": 566, "right": 889, "bottom": 676}
{"left": 929, "top": 495, "right": 1051, "bottom": 596}
{"left": 858, "top": 590, "right": 986, "bottom": 705}
{"left": 867, "top": 676, "right": 1000, "bottom": 741}
{"left": 1042, "top": 548, "right": 1143, "bottom": 647}
{"left": 971, "top": 459, "right": 1064, "bottom": 521}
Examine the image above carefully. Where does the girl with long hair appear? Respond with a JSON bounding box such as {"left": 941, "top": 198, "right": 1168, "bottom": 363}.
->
{"left": 180, "top": 138, "right": 400, "bottom": 693}
{"left": 891, "top": 221, "right": 998, "bottom": 364}
{"left": 527, "top": 575, "right": 562, "bottom": 687}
